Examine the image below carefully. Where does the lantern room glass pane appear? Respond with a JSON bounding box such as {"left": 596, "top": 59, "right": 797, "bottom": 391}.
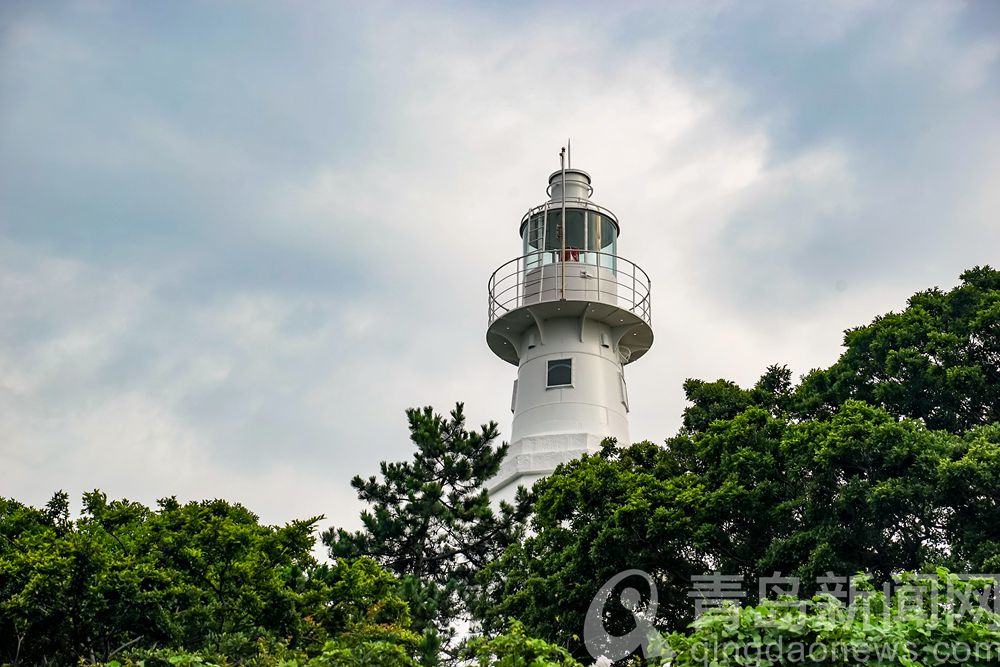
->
{"left": 521, "top": 207, "right": 617, "bottom": 271}
{"left": 522, "top": 212, "right": 546, "bottom": 269}
{"left": 582, "top": 212, "right": 618, "bottom": 270}
{"left": 601, "top": 215, "right": 617, "bottom": 271}
{"left": 562, "top": 210, "right": 585, "bottom": 251}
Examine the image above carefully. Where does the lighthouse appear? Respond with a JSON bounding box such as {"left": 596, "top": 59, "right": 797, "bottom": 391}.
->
{"left": 486, "top": 151, "right": 654, "bottom": 505}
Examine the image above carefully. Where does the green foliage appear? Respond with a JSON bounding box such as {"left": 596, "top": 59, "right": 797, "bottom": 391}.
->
{"left": 81, "top": 630, "right": 421, "bottom": 667}
{"left": 5, "top": 267, "right": 999, "bottom": 666}
{"left": 652, "top": 571, "right": 1000, "bottom": 666}
{"left": 483, "top": 268, "right": 1000, "bottom": 661}
{"left": 679, "top": 365, "right": 793, "bottom": 436}
{"left": 0, "top": 494, "right": 417, "bottom": 665}
{"left": 795, "top": 265, "right": 1000, "bottom": 433}
{"left": 939, "top": 423, "right": 1000, "bottom": 573}
{"left": 770, "top": 400, "right": 954, "bottom": 584}
{"left": 484, "top": 399, "right": 977, "bottom": 659}
{"left": 324, "top": 403, "right": 528, "bottom": 657}
{"left": 467, "top": 620, "right": 583, "bottom": 666}
{"left": 86, "top": 633, "right": 420, "bottom": 667}
{"left": 479, "top": 440, "right": 708, "bottom": 654}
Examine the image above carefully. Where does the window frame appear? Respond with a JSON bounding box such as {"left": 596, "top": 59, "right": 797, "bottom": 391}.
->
{"left": 546, "top": 358, "right": 574, "bottom": 389}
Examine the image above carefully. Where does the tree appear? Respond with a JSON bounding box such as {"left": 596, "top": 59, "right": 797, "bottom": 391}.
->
{"left": 651, "top": 571, "right": 1000, "bottom": 666}
{"left": 0, "top": 492, "right": 419, "bottom": 665}
{"left": 298, "top": 557, "right": 421, "bottom": 667}
{"left": 482, "top": 403, "right": 967, "bottom": 661}
{"left": 467, "top": 619, "right": 583, "bottom": 667}
{"left": 477, "top": 370, "right": 800, "bottom": 659}
{"left": 480, "top": 268, "right": 999, "bottom": 662}
{"left": 939, "top": 423, "right": 1000, "bottom": 573}
{"left": 479, "top": 439, "right": 716, "bottom": 661}
{"left": 678, "top": 364, "right": 793, "bottom": 436}
{"left": 324, "top": 403, "right": 528, "bottom": 660}
{"left": 765, "top": 400, "right": 954, "bottom": 585}
{"left": 794, "top": 265, "right": 1000, "bottom": 433}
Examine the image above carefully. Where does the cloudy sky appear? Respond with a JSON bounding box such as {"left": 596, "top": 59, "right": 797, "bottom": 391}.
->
{"left": 2, "top": 1, "right": 998, "bottom": 534}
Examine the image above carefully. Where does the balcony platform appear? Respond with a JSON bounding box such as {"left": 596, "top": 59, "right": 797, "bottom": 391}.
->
{"left": 486, "top": 251, "right": 653, "bottom": 366}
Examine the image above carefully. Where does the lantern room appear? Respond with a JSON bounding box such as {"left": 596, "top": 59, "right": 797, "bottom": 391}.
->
{"left": 519, "top": 169, "right": 620, "bottom": 271}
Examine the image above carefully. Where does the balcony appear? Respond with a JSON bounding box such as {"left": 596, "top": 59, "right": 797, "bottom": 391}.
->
{"left": 487, "top": 250, "right": 652, "bottom": 326}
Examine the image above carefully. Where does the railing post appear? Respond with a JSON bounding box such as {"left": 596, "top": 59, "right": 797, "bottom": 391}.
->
{"left": 540, "top": 251, "right": 545, "bottom": 302}
{"left": 632, "top": 262, "right": 637, "bottom": 311}
{"left": 597, "top": 249, "right": 601, "bottom": 302}
{"left": 647, "top": 282, "right": 652, "bottom": 323}
{"left": 560, "top": 149, "right": 566, "bottom": 300}
{"left": 516, "top": 256, "right": 520, "bottom": 310}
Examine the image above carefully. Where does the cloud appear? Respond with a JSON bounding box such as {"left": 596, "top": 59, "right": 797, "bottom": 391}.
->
{"left": 1, "top": 1, "right": 997, "bottom": 535}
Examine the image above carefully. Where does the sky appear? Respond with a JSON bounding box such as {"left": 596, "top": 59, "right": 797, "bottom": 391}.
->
{"left": 2, "top": 1, "right": 999, "bottom": 536}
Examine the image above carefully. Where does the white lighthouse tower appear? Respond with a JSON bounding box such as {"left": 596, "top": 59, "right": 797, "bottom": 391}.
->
{"left": 486, "top": 151, "right": 654, "bottom": 505}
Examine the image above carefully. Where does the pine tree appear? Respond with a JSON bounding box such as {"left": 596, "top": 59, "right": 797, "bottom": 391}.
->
{"left": 323, "top": 403, "right": 528, "bottom": 662}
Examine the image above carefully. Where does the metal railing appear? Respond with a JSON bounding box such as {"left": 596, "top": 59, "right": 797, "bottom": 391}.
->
{"left": 487, "top": 250, "right": 652, "bottom": 326}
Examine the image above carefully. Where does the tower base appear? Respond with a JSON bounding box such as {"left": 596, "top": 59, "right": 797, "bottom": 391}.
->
{"left": 487, "top": 432, "right": 612, "bottom": 506}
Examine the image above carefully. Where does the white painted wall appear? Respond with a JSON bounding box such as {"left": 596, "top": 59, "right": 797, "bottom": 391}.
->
{"left": 489, "top": 315, "right": 630, "bottom": 505}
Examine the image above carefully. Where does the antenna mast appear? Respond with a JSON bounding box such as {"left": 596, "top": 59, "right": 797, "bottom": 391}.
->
{"left": 559, "top": 146, "right": 567, "bottom": 298}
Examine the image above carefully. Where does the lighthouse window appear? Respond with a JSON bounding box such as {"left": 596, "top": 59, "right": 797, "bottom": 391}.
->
{"left": 592, "top": 214, "right": 618, "bottom": 272}
{"left": 522, "top": 207, "right": 618, "bottom": 271}
{"left": 546, "top": 358, "right": 573, "bottom": 387}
